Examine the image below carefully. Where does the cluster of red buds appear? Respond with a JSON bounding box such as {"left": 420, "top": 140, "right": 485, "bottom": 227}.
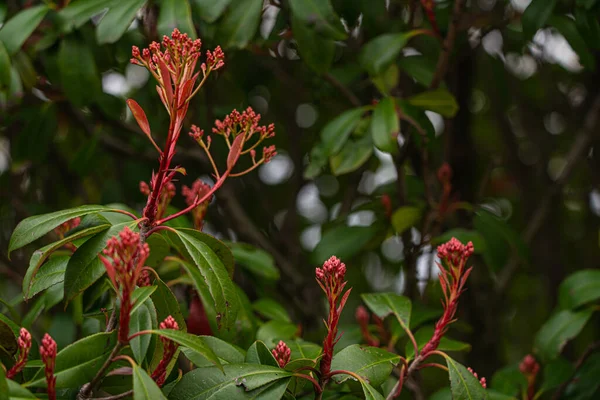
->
{"left": 151, "top": 316, "right": 180, "bottom": 386}
{"left": 272, "top": 340, "right": 291, "bottom": 368}
{"left": 140, "top": 180, "right": 176, "bottom": 221}
{"left": 420, "top": 238, "right": 474, "bottom": 357}
{"left": 316, "top": 256, "right": 351, "bottom": 381}
{"left": 137, "top": 269, "right": 152, "bottom": 287}
{"left": 467, "top": 367, "right": 487, "bottom": 388}
{"left": 6, "top": 328, "right": 32, "bottom": 379}
{"left": 519, "top": 354, "right": 540, "bottom": 400}
{"left": 182, "top": 179, "right": 213, "bottom": 230}
{"left": 40, "top": 333, "right": 57, "bottom": 400}
{"left": 100, "top": 227, "right": 150, "bottom": 343}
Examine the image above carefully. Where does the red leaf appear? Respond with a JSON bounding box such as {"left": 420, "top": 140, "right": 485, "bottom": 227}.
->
{"left": 157, "top": 58, "right": 173, "bottom": 107}
{"left": 126, "top": 99, "right": 151, "bottom": 137}
{"left": 227, "top": 134, "right": 245, "bottom": 170}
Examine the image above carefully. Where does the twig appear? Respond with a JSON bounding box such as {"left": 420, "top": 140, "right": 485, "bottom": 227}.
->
{"left": 430, "top": 0, "right": 466, "bottom": 89}
{"left": 551, "top": 341, "right": 600, "bottom": 400}
{"left": 497, "top": 92, "right": 600, "bottom": 293}
{"left": 78, "top": 343, "right": 123, "bottom": 399}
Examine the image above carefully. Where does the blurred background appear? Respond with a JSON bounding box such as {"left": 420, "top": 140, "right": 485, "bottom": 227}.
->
{"left": 1, "top": 0, "right": 599, "bottom": 398}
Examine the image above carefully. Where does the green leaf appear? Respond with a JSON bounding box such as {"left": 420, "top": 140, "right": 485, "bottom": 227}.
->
{"left": 397, "top": 100, "right": 436, "bottom": 142}
{"left": 534, "top": 309, "right": 594, "bottom": 362}
{"left": 330, "top": 344, "right": 400, "bottom": 387}
{"left": 558, "top": 269, "right": 600, "bottom": 310}
{"left": 8, "top": 205, "right": 119, "bottom": 255}
{"left": 311, "top": 224, "right": 380, "bottom": 265}
{"left": 174, "top": 229, "right": 235, "bottom": 277}
{"left": 330, "top": 136, "right": 373, "bottom": 176}
{"left": 407, "top": 89, "right": 459, "bottom": 117}
{"left": 58, "top": 0, "right": 113, "bottom": 33}
{"left": 391, "top": 206, "right": 421, "bottom": 235}
{"left": 58, "top": 36, "right": 102, "bottom": 106}
{"left": 522, "top": 0, "right": 558, "bottom": 39}
{"left": 540, "top": 357, "right": 574, "bottom": 392}
{"left": 256, "top": 321, "right": 298, "bottom": 348}
{"left": 64, "top": 221, "right": 138, "bottom": 301}
{"left": 217, "top": 0, "right": 262, "bottom": 49}
{"left": 490, "top": 364, "right": 527, "bottom": 396}
{"left": 405, "top": 326, "right": 471, "bottom": 359}
{"left": 166, "top": 229, "right": 239, "bottom": 333}
{"left": 0, "top": 5, "right": 49, "bottom": 55}
{"left": 183, "top": 335, "right": 245, "bottom": 367}
{"left": 145, "top": 234, "right": 170, "bottom": 268}
{"left": 444, "top": 355, "right": 489, "bottom": 400}
{"left": 130, "top": 286, "right": 158, "bottom": 315}
{"left": 291, "top": 13, "right": 335, "bottom": 74}
{"left": 321, "top": 107, "right": 366, "bottom": 155}
{"left": 577, "top": 0, "right": 597, "bottom": 9}
{"left": 168, "top": 364, "right": 292, "bottom": 400}
{"left": 566, "top": 353, "right": 600, "bottom": 399}
{"left": 151, "top": 278, "right": 186, "bottom": 330}
{"left": 26, "top": 331, "right": 117, "bottom": 388}
{"left": 229, "top": 242, "right": 279, "bottom": 280}
{"left": 246, "top": 340, "right": 279, "bottom": 367}
{"left": 361, "top": 380, "right": 385, "bottom": 400}
{"left": 370, "top": 97, "right": 399, "bottom": 153}
{"left": 23, "top": 220, "right": 111, "bottom": 300}
{"left": 0, "top": 42, "right": 10, "bottom": 88}
{"left": 6, "top": 379, "right": 37, "bottom": 399}
{"left": 361, "top": 293, "right": 412, "bottom": 331}
{"left": 157, "top": 0, "right": 196, "bottom": 38}
{"left": 288, "top": 0, "right": 346, "bottom": 40}
{"left": 549, "top": 15, "right": 596, "bottom": 70}
{"left": 28, "top": 255, "right": 69, "bottom": 299}
{"left": 0, "top": 365, "right": 8, "bottom": 400}
{"left": 133, "top": 363, "right": 168, "bottom": 400}
{"left": 191, "top": 0, "right": 231, "bottom": 23}
{"left": 146, "top": 329, "right": 222, "bottom": 371}
{"left": 360, "top": 32, "right": 416, "bottom": 76}
{"left": 96, "top": 0, "right": 147, "bottom": 44}
{"left": 252, "top": 299, "right": 291, "bottom": 322}
{"left": 398, "top": 55, "right": 437, "bottom": 87}
{"left": 130, "top": 301, "right": 153, "bottom": 364}
{"left": 0, "top": 319, "right": 16, "bottom": 356}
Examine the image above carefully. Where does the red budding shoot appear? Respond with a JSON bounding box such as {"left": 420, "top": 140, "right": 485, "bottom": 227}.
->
{"left": 272, "top": 340, "right": 292, "bottom": 368}
{"left": 151, "top": 316, "right": 180, "bottom": 386}
{"left": 6, "top": 328, "right": 32, "bottom": 379}
{"left": 40, "top": 333, "right": 57, "bottom": 400}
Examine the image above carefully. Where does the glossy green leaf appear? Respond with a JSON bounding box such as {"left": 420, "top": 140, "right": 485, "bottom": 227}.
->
{"left": 130, "top": 286, "right": 158, "bottom": 315}
{"left": 169, "top": 364, "right": 292, "bottom": 400}
{"left": 445, "top": 355, "right": 489, "bottom": 400}
{"left": 6, "top": 379, "right": 37, "bottom": 399}
{"left": 8, "top": 205, "right": 119, "bottom": 255}
{"left": 191, "top": 0, "right": 231, "bottom": 22}
{"left": 398, "top": 55, "right": 437, "bottom": 87}
{"left": 96, "top": 0, "right": 147, "bottom": 44}
{"left": 183, "top": 335, "right": 245, "bottom": 367}
{"left": 330, "top": 344, "right": 400, "bottom": 387}
{"left": 321, "top": 107, "right": 366, "bottom": 155}
{"left": 549, "top": 15, "right": 596, "bottom": 70}
{"left": 405, "top": 326, "right": 471, "bottom": 359}
{"left": 144, "top": 232, "right": 170, "bottom": 268}
{"left": 229, "top": 242, "right": 279, "bottom": 280}
{"left": 166, "top": 229, "right": 239, "bottom": 333}
{"left": 291, "top": 12, "right": 335, "bottom": 74}
{"left": 58, "top": 36, "right": 102, "bottom": 106}
{"left": 391, "top": 206, "right": 421, "bottom": 235}
{"left": 311, "top": 224, "right": 380, "bottom": 265}
{"left": 407, "top": 89, "right": 459, "bottom": 117}
{"left": 24, "top": 220, "right": 111, "bottom": 300}
{"left": 565, "top": 353, "right": 600, "bottom": 399}
{"left": 157, "top": 0, "right": 196, "bottom": 38}
{"left": 558, "top": 269, "right": 600, "bottom": 310}
{"left": 256, "top": 321, "right": 298, "bottom": 348}
{"left": 151, "top": 278, "right": 186, "bottom": 330}
{"left": 147, "top": 329, "right": 222, "bottom": 370}
{"left": 361, "top": 292, "right": 412, "bottom": 331}
{"left": 246, "top": 340, "right": 279, "bottom": 367}
{"left": 0, "top": 5, "right": 49, "bottom": 55}
{"left": 360, "top": 32, "right": 420, "bottom": 76}
{"left": 28, "top": 255, "right": 69, "bottom": 299}
{"left": 534, "top": 309, "right": 594, "bottom": 362}
{"left": 490, "top": 364, "right": 527, "bottom": 396}
{"left": 330, "top": 136, "right": 373, "bottom": 176}
{"left": 288, "top": 0, "right": 346, "bottom": 40}
{"left": 175, "top": 229, "right": 235, "bottom": 277}
{"left": 217, "top": 0, "right": 262, "bottom": 49}
{"left": 64, "top": 221, "right": 138, "bottom": 301}
{"left": 252, "top": 298, "right": 291, "bottom": 322}
{"left": 26, "top": 331, "right": 117, "bottom": 388}
{"left": 361, "top": 380, "right": 385, "bottom": 400}
{"left": 371, "top": 97, "right": 399, "bottom": 153}
{"left": 522, "top": 0, "right": 558, "bottom": 39}
{"left": 288, "top": 339, "right": 321, "bottom": 361}
{"left": 130, "top": 301, "right": 152, "bottom": 364}
{"left": 133, "top": 363, "right": 167, "bottom": 400}
{"left": 539, "top": 357, "right": 573, "bottom": 392}
{"left": 0, "top": 365, "right": 7, "bottom": 400}
{"left": 58, "top": 0, "right": 113, "bottom": 33}
{"left": 0, "top": 42, "right": 10, "bottom": 88}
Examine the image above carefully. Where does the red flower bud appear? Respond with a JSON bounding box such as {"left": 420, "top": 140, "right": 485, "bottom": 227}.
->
{"left": 40, "top": 334, "right": 57, "bottom": 400}
{"left": 272, "top": 340, "right": 291, "bottom": 368}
